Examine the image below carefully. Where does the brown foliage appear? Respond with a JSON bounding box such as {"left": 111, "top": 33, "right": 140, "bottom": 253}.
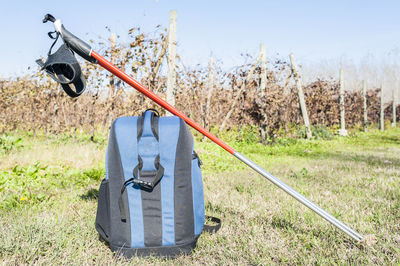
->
{"left": 0, "top": 27, "right": 399, "bottom": 138}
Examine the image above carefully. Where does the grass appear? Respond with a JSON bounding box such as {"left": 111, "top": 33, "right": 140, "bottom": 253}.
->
{"left": 0, "top": 128, "right": 399, "bottom": 264}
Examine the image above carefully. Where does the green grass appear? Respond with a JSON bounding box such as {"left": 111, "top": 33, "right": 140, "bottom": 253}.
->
{"left": 0, "top": 134, "right": 23, "bottom": 154}
{"left": 0, "top": 128, "right": 399, "bottom": 264}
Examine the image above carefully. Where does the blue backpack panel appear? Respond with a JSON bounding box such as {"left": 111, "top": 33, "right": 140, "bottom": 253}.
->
{"left": 95, "top": 110, "right": 219, "bottom": 258}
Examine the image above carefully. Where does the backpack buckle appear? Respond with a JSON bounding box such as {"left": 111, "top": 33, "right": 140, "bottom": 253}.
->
{"left": 132, "top": 156, "right": 164, "bottom": 191}
{"left": 132, "top": 170, "right": 159, "bottom": 190}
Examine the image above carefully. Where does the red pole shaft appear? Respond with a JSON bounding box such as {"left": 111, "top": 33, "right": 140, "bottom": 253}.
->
{"left": 91, "top": 50, "right": 235, "bottom": 154}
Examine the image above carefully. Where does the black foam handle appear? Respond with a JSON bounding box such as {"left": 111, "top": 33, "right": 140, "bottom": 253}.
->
{"left": 60, "top": 25, "right": 97, "bottom": 63}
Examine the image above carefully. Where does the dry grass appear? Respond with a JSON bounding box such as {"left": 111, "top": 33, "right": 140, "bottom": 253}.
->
{"left": 0, "top": 139, "right": 104, "bottom": 170}
{"left": 0, "top": 128, "right": 399, "bottom": 265}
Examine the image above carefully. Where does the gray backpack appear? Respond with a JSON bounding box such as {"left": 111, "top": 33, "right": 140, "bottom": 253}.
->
{"left": 95, "top": 110, "right": 220, "bottom": 258}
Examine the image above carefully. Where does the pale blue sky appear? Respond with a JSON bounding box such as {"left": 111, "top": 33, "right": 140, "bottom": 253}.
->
{"left": 0, "top": 0, "right": 399, "bottom": 77}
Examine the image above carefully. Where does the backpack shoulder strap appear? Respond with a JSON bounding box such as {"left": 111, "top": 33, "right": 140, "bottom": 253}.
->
{"left": 118, "top": 109, "right": 163, "bottom": 220}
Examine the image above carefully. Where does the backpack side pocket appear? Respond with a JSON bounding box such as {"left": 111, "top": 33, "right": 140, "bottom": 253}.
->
{"left": 96, "top": 179, "right": 111, "bottom": 242}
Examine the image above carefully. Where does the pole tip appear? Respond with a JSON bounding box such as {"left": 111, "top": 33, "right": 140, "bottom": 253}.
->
{"left": 357, "top": 234, "right": 376, "bottom": 246}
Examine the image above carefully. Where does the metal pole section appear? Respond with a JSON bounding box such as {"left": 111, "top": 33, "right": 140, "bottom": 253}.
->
{"left": 234, "top": 152, "right": 363, "bottom": 242}
{"left": 90, "top": 50, "right": 363, "bottom": 242}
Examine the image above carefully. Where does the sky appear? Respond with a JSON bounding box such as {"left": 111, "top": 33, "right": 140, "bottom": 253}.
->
{"left": 0, "top": 0, "right": 399, "bottom": 80}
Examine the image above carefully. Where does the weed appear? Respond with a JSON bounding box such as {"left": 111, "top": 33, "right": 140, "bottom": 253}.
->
{"left": 297, "top": 124, "right": 333, "bottom": 140}
{"left": 0, "top": 163, "right": 105, "bottom": 211}
{"left": 0, "top": 134, "right": 23, "bottom": 153}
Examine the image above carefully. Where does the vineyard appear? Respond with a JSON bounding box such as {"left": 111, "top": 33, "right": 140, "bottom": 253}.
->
{"left": 1, "top": 27, "right": 399, "bottom": 140}
{"left": 1, "top": 7, "right": 400, "bottom": 264}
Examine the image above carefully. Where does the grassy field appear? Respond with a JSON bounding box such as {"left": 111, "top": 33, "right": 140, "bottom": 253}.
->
{"left": 0, "top": 128, "right": 399, "bottom": 265}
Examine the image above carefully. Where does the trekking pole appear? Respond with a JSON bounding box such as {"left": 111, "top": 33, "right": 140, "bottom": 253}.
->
{"left": 42, "top": 14, "right": 363, "bottom": 242}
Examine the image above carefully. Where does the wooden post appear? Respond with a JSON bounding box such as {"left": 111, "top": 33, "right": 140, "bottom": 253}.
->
{"left": 149, "top": 36, "right": 168, "bottom": 88}
{"left": 260, "top": 43, "right": 267, "bottom": 97}
{"left": 166, "top": 10, "right": 177, "bottom": 114}
{"left": 289, "top": 53, "right": 312, "bottom": 139}
{"left": 108, "top": 33, "right": 117, "bottom": 99}
{"left": 362, "top": 80, "right": 368, "bottom": 131}
{"left": 106, "top": 33, "right": 117, "bottom": 128}
{"left": 259, "top": 43, "right": 268, "bottom": 142}
{"left": 392, "top": 87, "right": 397, "bottom": 127}
{"left": 338, "top": 68, "right": 348, "bottom": 136}
{"left": 204, "top": 57, "right": 214, "bottom": 128}
{"left": 380, "top": 84, "right": 384, "bottom": 131}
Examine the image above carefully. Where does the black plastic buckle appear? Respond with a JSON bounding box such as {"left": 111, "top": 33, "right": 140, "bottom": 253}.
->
{"left": 132, "top": 170, "right": 157, "bottom": 190}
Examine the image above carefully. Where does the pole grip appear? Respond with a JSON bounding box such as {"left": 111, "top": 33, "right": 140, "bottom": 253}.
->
{"left": 58, "top": 24, "right": 97, "bottom": 63}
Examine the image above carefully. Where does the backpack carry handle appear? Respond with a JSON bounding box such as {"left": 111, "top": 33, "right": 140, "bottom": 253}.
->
{"left": 42, "top": 14, "right": 97, "bottom": 63}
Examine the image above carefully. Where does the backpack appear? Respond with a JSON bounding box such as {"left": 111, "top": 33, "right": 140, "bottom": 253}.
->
{"left": 95, "top": 109, "right": 220, "bottom": 258}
